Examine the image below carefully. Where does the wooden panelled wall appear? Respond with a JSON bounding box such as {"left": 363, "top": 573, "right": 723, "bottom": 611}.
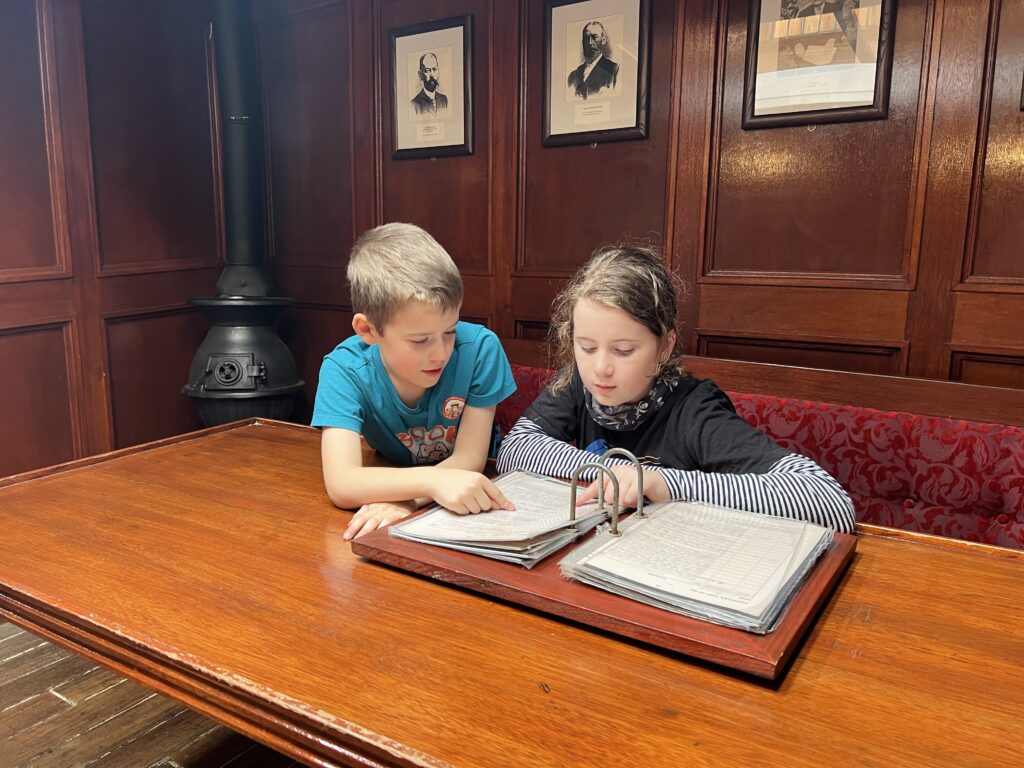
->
{"left": 260, "top": 0, "right": 1024, "bottom": 422}
{"left": 2, "top": 0, "right": 1023, "bottom": 477}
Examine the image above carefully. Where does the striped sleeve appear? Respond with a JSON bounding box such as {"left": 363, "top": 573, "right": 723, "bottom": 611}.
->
{"left": 496, "top": 416, "right": 635, "bottom": 480}
{"left": 497, "top": 416, "right": 856, "bottom": 533}
{"left": 659, "top": 453, "right": 856, "bottom": 533}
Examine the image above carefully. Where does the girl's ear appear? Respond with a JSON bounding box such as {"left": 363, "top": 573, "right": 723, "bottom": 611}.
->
{"left": 660, "top": 329, "right": 677, "bottom": 365}
{"left": 352, "top": 313, "right": 379, "bottom": 344}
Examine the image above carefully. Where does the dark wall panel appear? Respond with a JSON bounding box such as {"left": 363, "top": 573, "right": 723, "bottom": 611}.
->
{"left": 700, "top": 336, "right": 903, "bottom": 376}
{"left": 82, "top": 0, "right": 219, "bottom": 272}
{"left": 0, "top": 0, "right": 60, "bottom": 276}
{"left": 262, "top": 1, "right": 353, "bottom": 268}
{"left": 0, "top": 325, "right": 76, "bottom": 476}
{"left": 952, "top": 352, "right": 1024, "bottom": 390}
{"left": 379, "top": 0, "right": 492, "bottom": 275}
{"left": 521, "top": 0, "right": 676, "bottom": 275}
{"left": 106, "top": 310, "right": 207, "bottom": 449}
{"left": 278, "top": 305, "right": 353, "bottom": 423}
{"left": 710, "top": 0, "right": 926, "bottom": 280}
{"left": 971, "top": 0, "right": 1024, "bottom": 281}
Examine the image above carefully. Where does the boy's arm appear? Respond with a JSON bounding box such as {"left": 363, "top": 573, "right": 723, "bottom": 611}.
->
{"left": 321, "top": 422, "right": 512, "bottom": 522}
{"left": 434, "top": 403, "right": 496, "bottom": 473}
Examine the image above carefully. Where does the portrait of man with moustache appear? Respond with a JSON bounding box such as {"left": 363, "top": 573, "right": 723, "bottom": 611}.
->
{"left": 567, "top": 20, "right": 619, "bottom": 100}
{"left": 410, "top": 52, "right": 449, "bottom": 118}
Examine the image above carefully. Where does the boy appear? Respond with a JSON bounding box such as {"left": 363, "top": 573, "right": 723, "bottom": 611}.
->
{"left": 312, "top": 223, "right": 517, "bottom": 540}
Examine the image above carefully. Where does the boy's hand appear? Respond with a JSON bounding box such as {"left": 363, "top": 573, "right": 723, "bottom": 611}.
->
{"left": 344, "top": 500, "right": 417, "bottom": 540}
{"left": 576, "top": 466, "right": 669, "bottom": 508}
{"left": 430, "top": 469, "right": 516, "bottom": 515}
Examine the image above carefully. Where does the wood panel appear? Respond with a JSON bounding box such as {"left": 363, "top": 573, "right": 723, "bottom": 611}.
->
{"left": 519, "top": 0, "right": 678, "bottom": 278}
{"left": 698, "top": 284, "right": 908, "bottom": 341}
{"left": 0, "top": 281, "right": 75, "bottom": 331}
{"left": 105, "top": 311, "right": 207, "bottom": 449}
{"left": 277, "top": 304, "right": 353, "bottom": 423}
{"left": 968, "top": 0, "right": 1024, "bottom": 283}
{"left": 709, "top": 0, "right": 927, "bottom": 284}
{"left": 256, "top": 0, "right": 369, "bottom": 419}
{"left": 698, "top": 335, "right": 904, "bottom": 375}
{"left": 261, "top": 0, "right": 354, "bottom": 269}
{"left": 951, "top": 351, "right": 1024, "bottom": 389}
{"left": 951, "top": 290, "right": 1024, "bottom": 349}
{"left": 81, "top": 0, "right": 220, "bottom": 274}
{"left": 0, "top": 0, "right": 68, "bottom": 281}
{"left": 904, "top": 0, "right": 994, "bottom": 378}
{"left": 378, "top": 0, "right": 492, "bottom": 276}
{"left": 0, "top": 324, "right": 77, "bottom": 476}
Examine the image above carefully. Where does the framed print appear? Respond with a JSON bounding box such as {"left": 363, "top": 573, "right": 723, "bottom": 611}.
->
{"left": 742, "top": 0, "right": 896, "bottom": 129}
{"left": 390, "top": 15, "right": 473, "bottom": 159}
{"left": 543, "top": 0, "right": 650, "bottom": 147}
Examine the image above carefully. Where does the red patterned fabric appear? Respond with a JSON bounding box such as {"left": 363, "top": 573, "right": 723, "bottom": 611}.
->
{"left": 496, "top": 366, "right": 555, "bottom": 436}
{"left": 498, "top": 365, "right": 1024, "bottom": 549}
{"left": 728, "top": 394, "right": 1024, "bottom": 549}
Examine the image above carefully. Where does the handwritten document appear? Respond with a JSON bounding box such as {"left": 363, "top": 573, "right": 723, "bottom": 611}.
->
{"left": 397, "top": 471, "right": 605, "bottom": 543}
{"left": 562, "top": 501, "right": 833, "bottom": 632}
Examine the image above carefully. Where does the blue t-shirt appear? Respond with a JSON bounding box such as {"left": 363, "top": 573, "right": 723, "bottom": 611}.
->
{"left": 311, "top": 322, "right": 516, "bottom": 465}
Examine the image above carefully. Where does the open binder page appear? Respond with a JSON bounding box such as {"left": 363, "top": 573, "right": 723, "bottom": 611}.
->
{"left": 561, "top": 501, "right": 833, "bottom": 632}
{"left": 393, "top": 471, "right": 606, "bottom": 544}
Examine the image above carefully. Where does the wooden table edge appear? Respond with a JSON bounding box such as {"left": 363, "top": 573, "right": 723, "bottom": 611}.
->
{"left": 0, "top": 585, "right": 444, "bottom": 768}
{"left": 0, "top": 419, "right": 315, "bottom": 489}
{"left": 855, "top": 523, "right": 1024, "bottom": 559}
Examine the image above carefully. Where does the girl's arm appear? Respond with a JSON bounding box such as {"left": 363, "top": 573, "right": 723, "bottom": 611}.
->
{"left": 658, "top": 454, "right": 855, "bottom": 533}
{"left": 497, "top": 417, "right": 855, "bottom": 533}
{"left": 496, "top": 416, "right": 635, "bottom": 478}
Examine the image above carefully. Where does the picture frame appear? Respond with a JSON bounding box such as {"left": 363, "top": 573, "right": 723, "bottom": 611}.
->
{"left": 542, "top": 0, "right": 650, "bottom": 147}
{"left": 742, "top": 0, "right": 896, "bottom": 130}
{"left": 390, "top": 15, "right": 473, "bottom": 160}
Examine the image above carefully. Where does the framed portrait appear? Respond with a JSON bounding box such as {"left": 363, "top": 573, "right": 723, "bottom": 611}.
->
{"left": 742, "top": 0, "right": 896, "bottom": 129}
{"left": 390, "top": 15, "right": 473, "bottom": 159}
{"left": 543, "top": 0, "right": 650, "bottom": 147}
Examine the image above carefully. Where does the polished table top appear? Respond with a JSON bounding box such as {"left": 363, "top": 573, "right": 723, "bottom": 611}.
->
{"left": 0, "top": 420, "right": 1021, "bottom": 767}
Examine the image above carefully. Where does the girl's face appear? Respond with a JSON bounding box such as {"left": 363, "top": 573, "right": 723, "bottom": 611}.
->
{"left": 572, "top": 298, "right": 674, "bottom": 407}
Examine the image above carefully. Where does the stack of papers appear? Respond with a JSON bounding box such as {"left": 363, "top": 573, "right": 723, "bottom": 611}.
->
{"left": 388, "top": 471, "right": 610, "bottom": 568}
{"left": 560, "top": 501, "right": 834, "bottom": 633}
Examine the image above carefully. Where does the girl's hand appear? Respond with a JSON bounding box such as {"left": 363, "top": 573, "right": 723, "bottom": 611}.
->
{"left": 576, "top": 466, "right": 669, "bottom": 508}
{"left": 344, "top": 500, "right": 417, "bottom": 540}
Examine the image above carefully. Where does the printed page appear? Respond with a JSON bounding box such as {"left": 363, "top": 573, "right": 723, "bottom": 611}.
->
{"left": 394, "top": 471, "right": 606, "bottom": 543}
{"left": 575, "top": 502, "right": 826, "bottom": 615}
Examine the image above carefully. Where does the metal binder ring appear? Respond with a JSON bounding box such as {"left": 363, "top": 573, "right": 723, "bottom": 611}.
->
{"left": 598, "top": 447, "right": 646, "bottom": 519}
{"left": 569, "top": 462, "right": 623, "bottom": 536}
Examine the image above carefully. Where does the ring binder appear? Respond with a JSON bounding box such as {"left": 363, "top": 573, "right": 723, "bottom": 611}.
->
{"left": 570, "top": 461, "right": 623, "bottom": 535}
{"left": 597, "top": 448, "right": 646, "bottom": 519}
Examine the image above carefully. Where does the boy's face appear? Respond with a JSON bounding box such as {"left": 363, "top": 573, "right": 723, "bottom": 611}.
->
{"left": 355, "top": 300, "right": 460, "bottom": 405}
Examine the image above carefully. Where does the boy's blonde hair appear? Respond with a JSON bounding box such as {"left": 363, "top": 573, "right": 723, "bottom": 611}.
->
{"left": 347, "top": 223, "right": 463, "bottom": 329}
{"left": 548, "top": 243, "right": 685, "bottom": 393}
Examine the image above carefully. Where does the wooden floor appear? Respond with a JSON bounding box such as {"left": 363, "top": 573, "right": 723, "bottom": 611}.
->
{"left": 0, "top": 622, "right": 298, "bottom": 768}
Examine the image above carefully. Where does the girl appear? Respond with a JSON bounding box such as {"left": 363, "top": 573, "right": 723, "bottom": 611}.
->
{"left": 496, "top": 244, "right": 855, "bottom": 533}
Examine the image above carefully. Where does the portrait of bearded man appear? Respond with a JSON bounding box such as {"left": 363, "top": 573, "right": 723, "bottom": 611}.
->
{"left": 411, "top": 52, "right": 449, "bottom": 116}
{"left": 567, "top": 20, "right": 619, "bottom": 100}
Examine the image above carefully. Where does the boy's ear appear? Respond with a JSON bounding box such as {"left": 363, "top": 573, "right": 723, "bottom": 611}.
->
{"left": 352, "top": 313, "right": 379, "bottom": 344}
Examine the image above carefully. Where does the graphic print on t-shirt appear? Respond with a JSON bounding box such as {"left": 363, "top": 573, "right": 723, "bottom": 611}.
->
{"left": 398, "top": 424, "right": 457, "bottom": 464}
{"left": 442, "top": 396, "right": 466, "bottom": 421}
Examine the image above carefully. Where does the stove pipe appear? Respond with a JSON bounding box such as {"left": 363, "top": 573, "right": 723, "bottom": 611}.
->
{"left": 183, "top": 0, "right": 303, "bottom": 426}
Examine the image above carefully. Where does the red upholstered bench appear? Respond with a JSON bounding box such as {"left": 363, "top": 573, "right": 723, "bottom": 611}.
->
{"left": 496, "top": 363, "right": 1024, "bottom": 549}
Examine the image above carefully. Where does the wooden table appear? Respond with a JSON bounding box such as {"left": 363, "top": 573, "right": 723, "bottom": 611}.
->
{"left": 1, "top": 420, "right": 1021, "bottom": 768}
